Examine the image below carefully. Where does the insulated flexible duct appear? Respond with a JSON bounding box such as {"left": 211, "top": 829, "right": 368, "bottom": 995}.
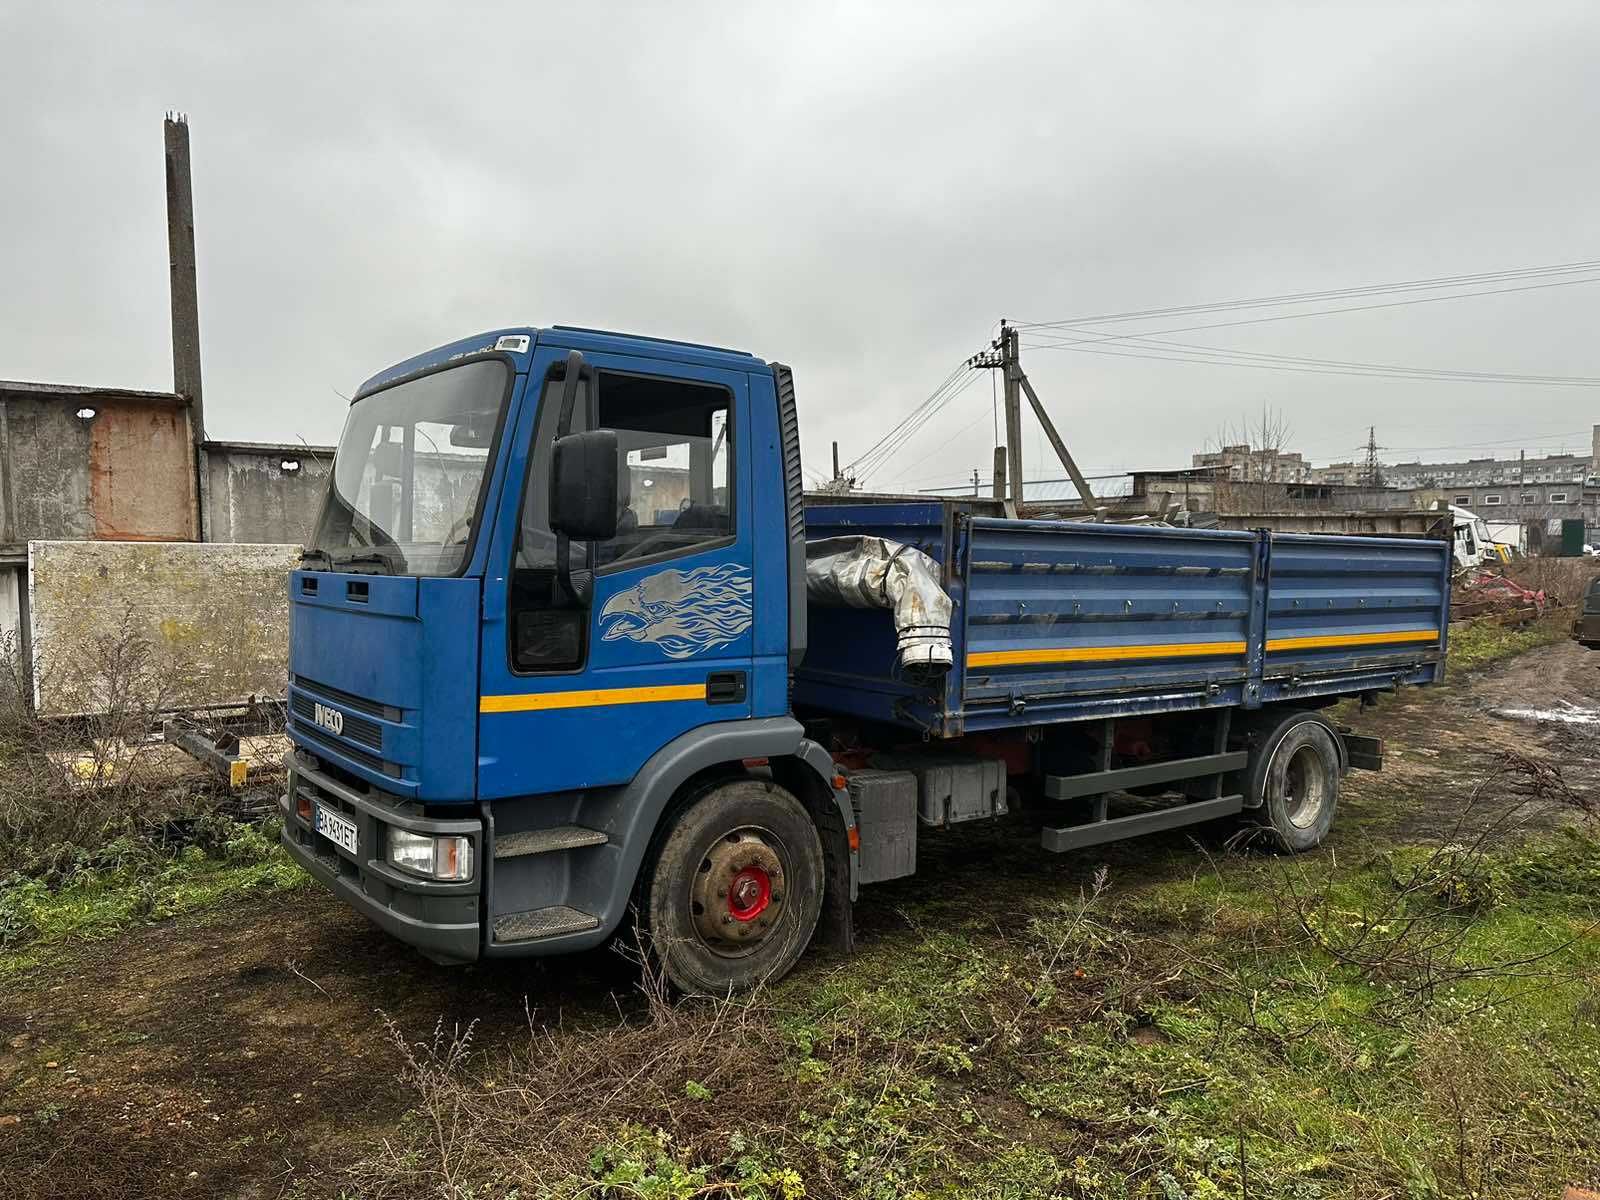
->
{"left": 804, "top": 536, "right": 954, "bottom": 682}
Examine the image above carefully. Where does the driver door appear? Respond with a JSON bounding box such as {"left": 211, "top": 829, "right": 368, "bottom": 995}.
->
{"left": 477, "top": 346, "right": 754, "bottom": 800}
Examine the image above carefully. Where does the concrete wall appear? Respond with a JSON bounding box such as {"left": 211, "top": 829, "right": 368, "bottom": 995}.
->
{"left": 1204, "top": 511, "right": 1445, "bottom": 536}
{"left": 1126, "top": 473, "right": 1418, "bottom": 516}
{"left": 202, "top": 442, "right": 332, "bottom": 545}
{"left": 28, "top": 540, "right": 299, "bottom": 716}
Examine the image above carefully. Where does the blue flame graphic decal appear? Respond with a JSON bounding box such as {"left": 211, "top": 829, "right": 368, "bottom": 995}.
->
{"left": 598, "top": 563, "right": 753, "bottom": 660}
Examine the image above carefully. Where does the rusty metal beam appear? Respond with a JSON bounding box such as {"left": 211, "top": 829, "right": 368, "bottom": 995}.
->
{"left": 164, "top": 717, "right": 248, "bottom": 789}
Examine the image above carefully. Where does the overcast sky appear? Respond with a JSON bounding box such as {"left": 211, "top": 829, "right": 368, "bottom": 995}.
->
{"left": 3, "top": 2, "right": 1597, "bottom": 493}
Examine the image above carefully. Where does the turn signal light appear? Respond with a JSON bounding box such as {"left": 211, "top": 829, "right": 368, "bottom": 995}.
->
{"left": 294, "top": 791, "right": 312, "bottom": 822}
{"left": 387, "top": 829, "right": 474, "bottom": 882}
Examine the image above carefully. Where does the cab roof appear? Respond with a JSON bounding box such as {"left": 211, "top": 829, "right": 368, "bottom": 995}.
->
{"left": 356, "top": 325, "right": 768, "bottom": 398}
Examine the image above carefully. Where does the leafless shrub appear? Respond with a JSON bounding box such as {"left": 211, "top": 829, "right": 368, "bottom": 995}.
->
{"left": 0, "top": 606, "right": 220, "bottom": 874}
{"left": 1275, "top": 752, "right": 1596, "bottom": 1018}
{"left": 1505, "top": 555, "right": 1600, "bottom": 607}
{"left": 349, "top": 928, "right": 838, "bottom": 1199}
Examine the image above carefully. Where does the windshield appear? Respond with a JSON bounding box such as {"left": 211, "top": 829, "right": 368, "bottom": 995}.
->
{"left": 309, "top": 359, "right": 510, "bottom": 576}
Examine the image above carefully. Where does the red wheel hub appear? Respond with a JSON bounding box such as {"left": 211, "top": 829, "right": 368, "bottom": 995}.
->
{"left": 727, "top": 866, "right": 772, "bottom": 922}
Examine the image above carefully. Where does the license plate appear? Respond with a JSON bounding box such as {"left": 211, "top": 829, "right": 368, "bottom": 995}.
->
{"left": 314, "top": 804, "right": 359, "bottom": 856}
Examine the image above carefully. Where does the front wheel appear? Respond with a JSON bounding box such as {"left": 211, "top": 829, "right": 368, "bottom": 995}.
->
{"left": 641, "top": 779, "right": 825, "bottom": 994}
{"left": 1243, "top": 712, "right": 1342, "bottom": 852}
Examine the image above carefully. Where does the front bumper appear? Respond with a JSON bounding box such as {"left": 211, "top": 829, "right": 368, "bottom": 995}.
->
{"left": 280, "top": 749, "right": 482, "bottom": 964}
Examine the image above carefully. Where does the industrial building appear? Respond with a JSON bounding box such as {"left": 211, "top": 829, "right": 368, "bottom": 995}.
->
{"left": 0, "top": 377, "right": 332, "bottom": 676}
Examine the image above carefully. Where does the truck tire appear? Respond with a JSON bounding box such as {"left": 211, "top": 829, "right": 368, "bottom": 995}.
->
{"left": 641, "top": 779, "right": 825, "bottom": 995}
{"left": 1243, "top": 711, "right": 1342, "bottom": 853}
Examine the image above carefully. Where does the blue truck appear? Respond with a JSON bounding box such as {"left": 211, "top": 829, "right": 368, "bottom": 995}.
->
{"left": 281, "top": 326, "right": 1452, "bottom": 992}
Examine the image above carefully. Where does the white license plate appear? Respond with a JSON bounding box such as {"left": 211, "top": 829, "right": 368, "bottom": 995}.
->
{"left": 314, "top": 804, "right": 359, "bottom": 856}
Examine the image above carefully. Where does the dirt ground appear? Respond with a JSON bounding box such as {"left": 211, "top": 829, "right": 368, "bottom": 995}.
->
{"left": 4, "top": 638, "right": 1597, "bottom": 1199}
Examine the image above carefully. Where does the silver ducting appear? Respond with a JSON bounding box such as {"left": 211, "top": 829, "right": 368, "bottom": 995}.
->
{"left": 804, "top": 536, "right": 953, "bottom": 680}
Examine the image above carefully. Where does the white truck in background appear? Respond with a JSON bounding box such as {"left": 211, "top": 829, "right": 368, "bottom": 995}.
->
{"left": 1448, "top": 505, "right": 1511, "bottom": 571}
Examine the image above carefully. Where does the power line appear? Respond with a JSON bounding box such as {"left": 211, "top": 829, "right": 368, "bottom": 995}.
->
{"left": 881, "top": 407, "right": 995, "bottom": 487}
{"left": 1015, "top": 272, "right": 1600, "bottom": 352}
{"left": 1012, "top": 257, "right": 1600, "bottom": 330}
{"left": 1019, "top": 333, "right": 1600, "bottom": 388}
{"left": 1019, "top": 326, "right": 1600, "bottom": 387}
{"left": 844, "top": 355, "right": 974, "bottom": 479}
{"left": 851, "top": 364, "right": 985, "bottom": 482}
{"left": 854, "top": 373, "right": 980, "bottom": 481}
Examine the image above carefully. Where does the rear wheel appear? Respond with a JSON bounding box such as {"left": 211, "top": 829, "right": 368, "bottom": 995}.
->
{"left": 642, "top": 779, "right": 824, "bottom": 994}
{"left": 1243, "top": 711, "right": 1342, "bottom": 852}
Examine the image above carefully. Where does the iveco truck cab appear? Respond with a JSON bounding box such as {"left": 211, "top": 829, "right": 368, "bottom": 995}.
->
{"left": 283, "top": 327, "right": 842, "bottom": 994}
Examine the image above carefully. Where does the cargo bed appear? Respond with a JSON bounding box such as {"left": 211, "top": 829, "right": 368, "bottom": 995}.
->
{"left": 794, "top": 501, "right": 1452, "bottom": 736}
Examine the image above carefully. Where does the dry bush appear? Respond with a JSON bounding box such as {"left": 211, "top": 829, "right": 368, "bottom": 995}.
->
{"left": 350, "top": 937, "right": 837, "bottom": 1199}
{"left": 1275, "top": 752, "right": 1596, "bottom": 1018}
{"left": 0, "top": 610, "right": 216, "bottom": 875}
{"left": 1505, "top": 555, "right": 1600, "bottom": 607}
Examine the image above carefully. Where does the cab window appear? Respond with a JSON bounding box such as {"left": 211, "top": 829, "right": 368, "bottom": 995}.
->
{"left": 509, "top": 368, "right": 735, "bottom": 671}
{"left": 597, "top": 372, "right": 733, "bottom": 569}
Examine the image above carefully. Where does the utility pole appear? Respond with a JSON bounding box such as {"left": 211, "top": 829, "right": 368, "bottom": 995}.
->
{"left": 1001, "top": 323, "right": 1025, "bottom": 515}
{"left": 971, "top": 467, "right": 979, "bottom": 496}
{"left": 968, "top": 320, "right": 1096, "bottom": 517}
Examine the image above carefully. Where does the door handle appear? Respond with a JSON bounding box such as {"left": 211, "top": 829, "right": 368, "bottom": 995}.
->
{"left": 706, "top": 671, "right": 747, "bottom": 705}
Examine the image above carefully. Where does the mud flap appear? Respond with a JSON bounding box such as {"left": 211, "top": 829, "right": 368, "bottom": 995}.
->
{"left": 815, "top": 819, "right": 856, "bottom": 955}
{"left": 1341, "top": 732, "right": 1383, "bottom": 772}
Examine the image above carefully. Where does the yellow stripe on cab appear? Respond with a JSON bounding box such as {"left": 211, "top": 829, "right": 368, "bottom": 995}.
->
{"left": 480, "top": 683, "right": 708, "bottom": 713}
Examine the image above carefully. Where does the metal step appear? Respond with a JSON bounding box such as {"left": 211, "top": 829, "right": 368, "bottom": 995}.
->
{"left": 1040, "top": 794, "right": 1243, "bottom": 853}
{"left": 494, "top": 825, "right": 608, "bottom": 859}
{"left": 493, "top": 905, "right": 601, "bottom": 944}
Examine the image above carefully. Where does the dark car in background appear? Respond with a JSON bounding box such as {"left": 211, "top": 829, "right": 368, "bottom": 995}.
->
{"left": 1576, "top": 577, "right": 1600, "bottom": 649}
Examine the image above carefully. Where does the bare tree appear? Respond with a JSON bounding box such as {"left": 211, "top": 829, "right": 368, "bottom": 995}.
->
{"left": 1205, "top": 403, "right": 1295, "bottom": 514}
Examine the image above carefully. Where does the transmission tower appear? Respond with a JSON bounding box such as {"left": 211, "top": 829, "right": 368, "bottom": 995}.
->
{"left": 1359, "top": 426, "right": 1385, "bottom": 488}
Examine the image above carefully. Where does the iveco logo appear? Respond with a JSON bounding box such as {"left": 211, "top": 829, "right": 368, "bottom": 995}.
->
{"left": 313, "top": 702, "right": 345, "bottom": 736}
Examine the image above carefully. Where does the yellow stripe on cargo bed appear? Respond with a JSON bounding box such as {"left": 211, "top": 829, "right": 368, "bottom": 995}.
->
{"left": 1265, "top": 629, "right": 1439, "bottom": 653}
{"left": 480, "top": 683, "right": 708, "bottom": 713}
{"left": 966, "top": 639, "right": 1248, "bottom": 669}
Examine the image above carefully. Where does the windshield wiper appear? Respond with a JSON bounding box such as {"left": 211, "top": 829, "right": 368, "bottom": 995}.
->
{"left": 330, "top": 550, "right": 402, "bottom": 576}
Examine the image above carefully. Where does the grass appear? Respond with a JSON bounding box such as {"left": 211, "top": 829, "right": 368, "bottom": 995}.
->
{"left": 0, "top": 818, "right": 309, "bottom": 977}
{"left": 1446, "top": 608, "right": 1573, "bottom": 673}
{"left": 344, "top": 818, "right": 1600, "bottom": 1199}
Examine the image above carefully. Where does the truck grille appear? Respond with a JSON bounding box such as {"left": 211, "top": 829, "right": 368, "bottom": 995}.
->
{"left": 292, "top": 675, "right": 401, "bottom": 721}
{"left": 290, "top": 692, "right": 384, "bottom": 751}
{"left": 290, "top": 720, "right": 401, "bottom": 778}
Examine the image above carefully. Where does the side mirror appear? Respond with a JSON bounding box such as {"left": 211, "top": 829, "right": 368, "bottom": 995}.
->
{"left": 550, "top": 429, "right": 620, "bottom": 541}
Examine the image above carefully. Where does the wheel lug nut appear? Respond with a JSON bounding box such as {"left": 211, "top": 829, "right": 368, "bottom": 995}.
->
{"left": 721, "top": 915, "right": 732, "bottom": 925}
{"left": 716, "top": 888, "right": 727, "bottom": 898}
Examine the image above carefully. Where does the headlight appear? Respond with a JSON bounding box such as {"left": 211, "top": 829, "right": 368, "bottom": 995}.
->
{"left": 386, "top": 828, "right": 473, "bottom": 881}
